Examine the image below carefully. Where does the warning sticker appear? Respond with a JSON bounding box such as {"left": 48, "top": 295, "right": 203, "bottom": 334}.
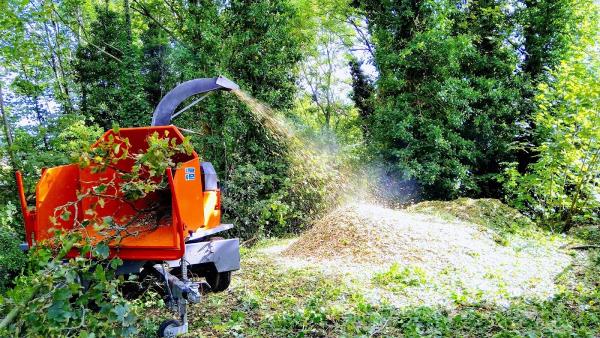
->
{"left": 185, "top": 167, "right": 196, "bottom": 181}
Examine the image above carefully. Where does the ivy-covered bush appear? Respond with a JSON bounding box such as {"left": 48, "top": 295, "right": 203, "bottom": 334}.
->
{"left": 0, "top": 227, "right": 24, "bottom": 293}
{"left": 0, "top": 203, "right": 26, "bottom": 293}
{"left": 1, "top": 234, "right": 140, "bottom": 337}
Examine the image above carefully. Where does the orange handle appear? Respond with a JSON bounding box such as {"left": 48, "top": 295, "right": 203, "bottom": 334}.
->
{"left": 15, "top": 171, "right": 34, "bottom": 245}
{"left": 167, "top": 168, "right": 186, "bottom": 256}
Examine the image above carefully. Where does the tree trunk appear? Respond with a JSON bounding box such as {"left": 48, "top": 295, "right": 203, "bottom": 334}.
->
{"left": 0, "top": 83, "right": 17, "bottom": 170}
{"left": 51, "top": 19, "right": 74, "bottom": 113}
{"left": 124, "top": 0, "right": 132, "bottom": 43}
{"left": 33, "top": 95, "right": 50, "bottom": 150}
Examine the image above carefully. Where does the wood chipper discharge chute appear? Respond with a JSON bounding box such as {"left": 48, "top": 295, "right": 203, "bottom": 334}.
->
{"left": 15, "top": 76, "right": 242, "bottom": 337}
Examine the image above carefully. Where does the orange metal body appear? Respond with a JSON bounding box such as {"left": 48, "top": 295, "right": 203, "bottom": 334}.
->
{"left": 16, "top": 126, "right": 221, "bottom": 261}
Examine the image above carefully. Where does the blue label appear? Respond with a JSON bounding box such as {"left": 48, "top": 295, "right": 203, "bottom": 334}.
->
{"left": 184, "top": 167, "right": 196, "bottom": 181}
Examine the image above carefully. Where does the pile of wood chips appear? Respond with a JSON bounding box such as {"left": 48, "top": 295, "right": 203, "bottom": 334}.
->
{"left": 283, "top": 203, "right": 446, "bottom": 264}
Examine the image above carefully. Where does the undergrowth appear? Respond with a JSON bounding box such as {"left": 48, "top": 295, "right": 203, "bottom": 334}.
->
{"left": 0, "top": 225, "right": 26, "bottom": 293}
{"left": 0, "top": 202, "right": 26, "bottom": 293}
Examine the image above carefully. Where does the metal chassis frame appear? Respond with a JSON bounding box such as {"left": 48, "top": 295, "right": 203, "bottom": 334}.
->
{"left": 154, "top": 256, "right": 203, "bottom": 337}
{"left": 154, "top": 226, "right": 240, "bottom": 337}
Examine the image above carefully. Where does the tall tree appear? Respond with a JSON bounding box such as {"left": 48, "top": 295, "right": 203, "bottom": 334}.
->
{"left": 521, "top": 0, "right": 574, "bottom": 81}
{"left": 456, "top": 0, "right": 524, "bottom": 196}
{"left": 0, "top": 83, "right": 16, "bottom": 170}
{"left": 163, "top": 0, "right": 315, "bottom": 236}
{"left": 141, "top": 21, "right": 169, "bottom": 108}
{"left": 225, "top": 0, "right": 305, "bottom": 110}
{"left": 349, "top": 58, "right": 373, "bottom": 136}
{"left": 514, "top": 0, "right": 576, "bottom": 171}
{"left": 357, "top": 0, "right": 523, "bottom": 198}
{"left": 75, "top": 3, "right": 150, "bottom": 129}
{"left": 503, "top": 0, "right": 599, "bottom": 231}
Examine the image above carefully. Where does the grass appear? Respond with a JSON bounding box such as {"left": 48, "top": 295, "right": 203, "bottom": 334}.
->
{"left": 135, "top": 238, "right": 600, "bottom": 337}
{"left": 571, "top": 225, "right": 600, "bottom": 244}
{"left": 373, "top": 264, "right": 428, "bottom": 292}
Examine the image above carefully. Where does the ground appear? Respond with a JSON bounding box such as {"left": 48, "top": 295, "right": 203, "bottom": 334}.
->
{"left": 143, "top": 200, "right": 600, "bottom": 337}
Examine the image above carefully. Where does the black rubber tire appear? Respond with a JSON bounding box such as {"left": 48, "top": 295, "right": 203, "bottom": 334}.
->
{"left": 158, "top": 319, "right": 181, "bottom": 337}
{"left": 205, "top": 270, "right": 231, "bottom": 292}
{"left": 205, "top": 236, "right": 231, "bottom": 292}
{"left": 122, "top": 266, "right": 167, "bottom": 300}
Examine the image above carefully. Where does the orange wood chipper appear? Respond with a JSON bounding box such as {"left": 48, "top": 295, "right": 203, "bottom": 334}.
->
{"left": 16, "top": 77, "right": 241, "bottom": 337}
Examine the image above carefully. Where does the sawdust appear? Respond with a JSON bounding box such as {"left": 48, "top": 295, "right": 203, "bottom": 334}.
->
{"left": 284, "top": 202, "right": 488, "bottom": 264}
{"left": 284, "top": 204, "right": 395, "bottom": 262}
{"left": 231, "top": 89, "right": 293, "bottom": 140}
{"left": 231, "top": 89, "right": 349, "bottom": 208}
{"left": 279, "top": 201, "right": 572, "bottom": 307}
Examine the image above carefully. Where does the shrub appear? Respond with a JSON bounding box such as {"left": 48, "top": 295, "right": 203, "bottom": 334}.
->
{"left": 0, "top": 228, "right": 26, "bottom": 293}
{"left": 0, "top": 233, "right": 140, "bottom": 337}
{"left": 0, "top": 202, "right": 26, "bottom": 293}
{"left": 222, "top": 143, "right": 341, "bottom": 239}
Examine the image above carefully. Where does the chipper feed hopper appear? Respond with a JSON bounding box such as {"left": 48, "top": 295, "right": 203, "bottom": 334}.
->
{"left": 16, "top": 77, "right": 241, "bottom": 337}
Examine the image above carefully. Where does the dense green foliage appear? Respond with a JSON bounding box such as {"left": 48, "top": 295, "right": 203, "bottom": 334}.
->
{"left": 356, "top": 0, "right": 518, "bottom": 198}
{"left": 0, "top": 203, "right": 26, "bottom": 292}
{"left": 168, "top": 0, "right": 329, "bottom": 238}
{"left": 354, "top": 0, "right": 592, "bottom": 203}
{"left": 503, "top": 4, "right": 599, "bottom": 231}
{"left": 2, "top": 234, "right": 140, "bottom": 337}
{"left": 76, "top": 3, "right": 151, "bottom": 129}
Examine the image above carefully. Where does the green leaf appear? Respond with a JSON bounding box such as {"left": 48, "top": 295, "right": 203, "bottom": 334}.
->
{"left": 112, "top": 304, "right": 129, "bottom": 321}
{"left": 103, "top": 216, "right": 114, "bottom": 226}
{"left": 52, "top": 287, "right": 72, "bottom": 301}
{"left": 94, "top": 243, "right": 110, "bottom": 259}
{"left": 110, "top": 257, "right": 123, "bottom": 269}
{"left": 60, "top": 210, "right": 72, "bottom": 221}
{"left": 94, "top": 264, "right": 106, "bottom": 281}
{"left": 47, "top": 301, "right": 71, "bottom": 322}
{"left": 94, "top": 184, "right": 107, "bottom": 194}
